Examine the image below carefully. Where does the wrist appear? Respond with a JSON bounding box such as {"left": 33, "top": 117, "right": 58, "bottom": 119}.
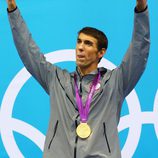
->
{"left": 8, "top": 3, "right": 16, "bottom": 12}
{"left": 136, "top": 1, "right": 147, "bottom": 12}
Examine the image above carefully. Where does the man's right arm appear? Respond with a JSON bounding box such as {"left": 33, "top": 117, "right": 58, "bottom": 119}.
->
{"left": 7, "top": 1, "right": 57, "bottom": 94}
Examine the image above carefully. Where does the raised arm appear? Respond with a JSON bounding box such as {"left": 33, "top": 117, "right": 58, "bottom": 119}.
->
{"left": 115, "top": 0, "right": 150, "bottom": 97}
{"left": 7, "top": 0, "right": 58, "bottom": 94}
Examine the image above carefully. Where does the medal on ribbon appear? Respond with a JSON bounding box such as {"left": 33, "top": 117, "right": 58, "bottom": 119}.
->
{"left": 76, "top": 123, "right": 91, "bottom": 139}
{"left": 74, "top": 70, "right": 101, "bottom": 139}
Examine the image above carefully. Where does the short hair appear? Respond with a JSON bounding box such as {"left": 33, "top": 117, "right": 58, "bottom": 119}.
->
{"left": 78, "top": 27, "right": 108, "bottom": 51}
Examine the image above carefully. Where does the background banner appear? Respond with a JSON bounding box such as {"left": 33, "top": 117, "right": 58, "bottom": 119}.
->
{"left": 0, "top": 0, "right": 158, "bottom": 157}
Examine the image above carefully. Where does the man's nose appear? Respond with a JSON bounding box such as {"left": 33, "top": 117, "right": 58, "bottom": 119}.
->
{"left": 78, "top": 42, "right": 84, "bottom": 50}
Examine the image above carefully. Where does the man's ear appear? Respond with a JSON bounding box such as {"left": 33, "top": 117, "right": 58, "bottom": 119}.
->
{"left": 98, "top": 48, "right": 106, "bottom": 58}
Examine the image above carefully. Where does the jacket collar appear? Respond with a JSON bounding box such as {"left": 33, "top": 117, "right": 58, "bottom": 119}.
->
{"left": 73, "top": 67, "right": 107, "bottom": 79}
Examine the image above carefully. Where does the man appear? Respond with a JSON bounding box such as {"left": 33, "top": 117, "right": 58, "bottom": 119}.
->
{"left": 7, "top": 0, "right": 150, "bottom": 157}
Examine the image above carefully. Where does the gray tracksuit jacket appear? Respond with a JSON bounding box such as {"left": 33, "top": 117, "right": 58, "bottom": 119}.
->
{"left": 8, "top": 7, "right": 150, "bottom": 158}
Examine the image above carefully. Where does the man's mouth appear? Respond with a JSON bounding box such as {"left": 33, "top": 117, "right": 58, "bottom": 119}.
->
{"left": 77, "top": 55, "right": 85, "bottom": 58}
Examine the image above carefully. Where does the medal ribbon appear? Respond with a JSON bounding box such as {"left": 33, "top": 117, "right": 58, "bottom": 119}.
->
{"left": 74, "top": 70, "right": 101, "bottom": 123}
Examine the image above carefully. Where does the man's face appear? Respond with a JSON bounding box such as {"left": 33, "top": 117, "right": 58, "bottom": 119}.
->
{"left": 76, "top": 33, "right": 103, "bottom": 70}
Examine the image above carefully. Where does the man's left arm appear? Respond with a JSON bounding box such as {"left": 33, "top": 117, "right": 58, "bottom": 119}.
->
{"left": 117, "top": 0, "right": 150, "bottom": 97}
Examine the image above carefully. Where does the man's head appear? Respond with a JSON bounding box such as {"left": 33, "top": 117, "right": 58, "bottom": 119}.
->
{"left": 78, "top": 27, "right": 108, "bottom": 52}
{"left": 76, "top": 27, "right": 108, "bottom": 74}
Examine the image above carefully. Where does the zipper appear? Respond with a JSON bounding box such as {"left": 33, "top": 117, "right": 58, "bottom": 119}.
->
{"left": 103, "top": 122, "right": 111, "bottom": 153}
{"left": 79, "top": 77, "right": 83, "bottom": 97}
{"left": 74, "top": 117, "right": 79, "bottom": 158}
{"left": 48, "top": 120, "right": 59, "bottom": 150}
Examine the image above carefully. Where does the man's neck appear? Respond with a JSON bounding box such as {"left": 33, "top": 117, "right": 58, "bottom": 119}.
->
{"left": 78, "top": 66, "right": 98, "bottom": 76}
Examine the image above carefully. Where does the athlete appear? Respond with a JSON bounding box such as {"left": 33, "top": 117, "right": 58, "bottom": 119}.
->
{"left": 7, "top": 0, "right": 150, "bottom": 157}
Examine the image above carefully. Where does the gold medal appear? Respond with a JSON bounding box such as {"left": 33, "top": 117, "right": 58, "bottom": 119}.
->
{"left": 76, "top": 123, "right": 92, "bottom": 139}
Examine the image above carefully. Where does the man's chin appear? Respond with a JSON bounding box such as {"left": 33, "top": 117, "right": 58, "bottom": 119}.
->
{"left": 77, "top": 64, "right": 89, "bottom": 71}
{"left": 76, "top": 62, "right": 86, "bottom": 67}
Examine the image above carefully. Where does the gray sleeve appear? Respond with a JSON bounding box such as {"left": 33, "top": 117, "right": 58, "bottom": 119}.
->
{"left": 8, "top": 8, "right": 57, "bottom": 94}
{"left": 116, "top": 8, "right": 150, "bottom": 97}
